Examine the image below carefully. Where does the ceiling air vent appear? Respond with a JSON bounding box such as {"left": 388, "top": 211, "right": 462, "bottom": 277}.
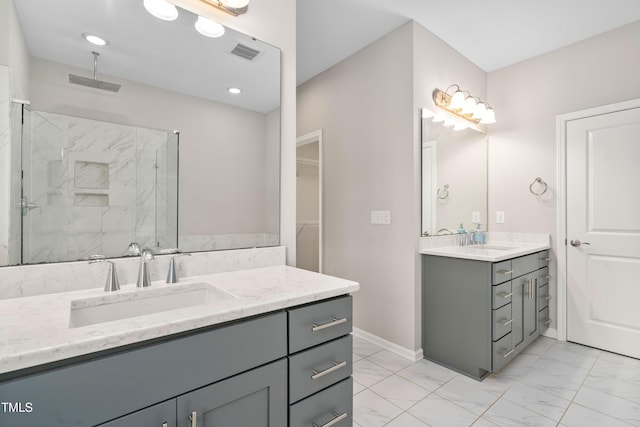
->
{"left": 230, "top": 43, "right": 261, "bottom": 61}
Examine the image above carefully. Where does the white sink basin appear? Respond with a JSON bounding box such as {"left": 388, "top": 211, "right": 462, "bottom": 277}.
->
{"left": 69, "top": 282, "right": 237, "bottom": 328}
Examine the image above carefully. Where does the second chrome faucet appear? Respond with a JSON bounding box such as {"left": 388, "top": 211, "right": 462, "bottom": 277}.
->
{"left": 128, "top": 243, "right": 155, "bottom": 288}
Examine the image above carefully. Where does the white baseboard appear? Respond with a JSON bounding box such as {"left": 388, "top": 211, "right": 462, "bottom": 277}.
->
{"left": 352, "top": 327, "right": 423, "bottom": 362}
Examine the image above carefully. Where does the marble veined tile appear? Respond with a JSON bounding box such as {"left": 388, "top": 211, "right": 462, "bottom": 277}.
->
{"left": 409, "top": 395, "right": 479, "bottom": 427}
{"left": 434, "top": 375, "right": 501, "bottom": 415}
{"left": 352, "top": 359, "right": 393, "bottom": 388}
{"left": 521, "top": 336, "right": 556, "bottom": 356}
{"left": 396, "top": 359, "right": 457, "bottom": 392}
{"left": 501, "top": 382, "right": 571, "bottom": 422}
{"left": 353, "top": 336, "right": 383, "bottom": 358}
{"left": 367, "top": 350, "right": 413, "bottom": 373}
{"left": 369, "top": 374, "right": 431, "bottom": 410}
{"left": 541, "top": 341, "right": 600, "bottom": 369}
{"left": 585, "top": 355, "right": 640, "bottom": 404}
{"left": 353, "top": 389, "right": 403, "bottom": 427}
{"left": 385, "top": 412, "right": 430, "bottom": 427}
{"left": 519, "top": 357, "right": 591, "bottom": 400}
{"left": 353, "top": 378, "right": 366, "bottom": 395}
{"left": 573, "top": 385, "right": 640, "bottom": 425}
{"left": 482, "top": 398, "right": 557, "bottom": 427}
{"left": 560, "top": 403, "right": 632, "bottom": 427}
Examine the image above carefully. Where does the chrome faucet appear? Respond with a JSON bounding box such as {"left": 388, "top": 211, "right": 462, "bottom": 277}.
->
{"left": 166, "top": 252, "right": 191, "bottom": 284}
{"left": 88, "top": 255, "right": 120, "bottom": 292}
{"left": 128, "top": 243, "right": 155, "bottom": 288}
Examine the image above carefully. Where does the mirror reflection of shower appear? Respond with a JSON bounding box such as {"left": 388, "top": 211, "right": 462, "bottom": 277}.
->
{"left": 7, "top": 102, "right": 178, "bottom": 265}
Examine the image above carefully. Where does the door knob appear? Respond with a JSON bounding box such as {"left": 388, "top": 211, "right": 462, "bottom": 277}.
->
{"left": 570, "top": 239, "right": 591, "bottom": 247}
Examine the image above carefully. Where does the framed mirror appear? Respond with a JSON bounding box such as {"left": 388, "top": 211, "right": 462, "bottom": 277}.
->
{"left": 421, "top": 111, "right": 487, "bottom": 236}
{"left": 0, "top": 0, "right": 281, "bottom": 266}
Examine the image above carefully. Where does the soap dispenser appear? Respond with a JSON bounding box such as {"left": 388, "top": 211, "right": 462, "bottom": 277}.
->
{"left": 457, "top": 223, "right": 466, "bottom": 234}
{"left": 473, "top": 224, "right": 486, "bottom": 244}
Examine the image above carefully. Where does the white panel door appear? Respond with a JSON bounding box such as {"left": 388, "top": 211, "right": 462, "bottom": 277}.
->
{"left": 566, "top": 107, "right": 640, "bottom": 359}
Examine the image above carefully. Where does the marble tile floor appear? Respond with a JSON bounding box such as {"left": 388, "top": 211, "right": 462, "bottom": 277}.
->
{"left": 351, "top": 336, "right": 640, "bottom": 426}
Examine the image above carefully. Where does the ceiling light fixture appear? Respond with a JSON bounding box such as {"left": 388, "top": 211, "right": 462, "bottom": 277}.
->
{"left": 433, "top": 85, "right": 496, "bottom": 125}
{"left": 201, "top": 0, "right": 250, "bottom": 16}
{"left": 195, "top": 15, "right": 225, "bottom": 37}
{"left": 228, "top": 87, "right": 242, "bottom": 94}
{"left": 82, "top": 33, "right": 108, "bottom": 46}
{"left": 143, "top": 0, "right": 179, "bottom": 21}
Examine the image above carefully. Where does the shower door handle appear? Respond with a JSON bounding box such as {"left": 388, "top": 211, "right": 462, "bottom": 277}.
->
{"left": 20, "top": 198, "right": 40, "bottom": 216}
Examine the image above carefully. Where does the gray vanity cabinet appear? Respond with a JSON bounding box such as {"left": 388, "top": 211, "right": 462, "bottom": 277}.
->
{"left": 99, "top": 400, "right": 175, "bottom": 427}
{"left": 422, "top": 250, "right": 549, "bottom": 380}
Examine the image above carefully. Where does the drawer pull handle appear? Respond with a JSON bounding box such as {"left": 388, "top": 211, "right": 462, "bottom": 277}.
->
{"left": 501, "top": 318, "right": 514, "bottom": 326}
{"left": 545, "top": 275, "right": 551, "bottom": 280}
{"left": 499, "top": 270, "right": 513, "bottom": 276}
{"left": 312, "top": 317, "right": 347, "bottom": 332}
{"left": 162, "top": 423, "right": 168, "bottom": 427}
{"left": 313, "top": 412, "right": 348, "bottom": 427}
{"left": 544, "top": 257, "right": 550, "bottom": 262}
{"left": 499, "top": 292, "right": 513, "bottom": 299}
{"left": 503, "top": 348, "right": 515, "bottom": 358}
{"left": 544, "top": 296, "right": 551, "bottom": 301}
{"left": 311, "top": 360, "right": 347, "bottom": 380}
{"left": 188, "top": 411, "right": 197, "bottom": 427}
{"left": 544, "top": 319, "right": 551, "bottom": 325}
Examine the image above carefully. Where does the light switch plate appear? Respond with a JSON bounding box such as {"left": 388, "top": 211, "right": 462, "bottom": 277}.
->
{"left": 371, "top": 210, "right": 391, "bottom": 225}
{"left": 472, "top": 211, "right": 480, "bottom": 223}
{"left": 496, "top": 211, "right": 505, "bottom": 224}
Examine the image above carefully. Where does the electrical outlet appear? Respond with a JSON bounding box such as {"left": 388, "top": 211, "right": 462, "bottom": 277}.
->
{"left": 370, "top": 210, "right": 391, "bottom": 225}
{"left": 472, "top": 211, "right": 481, "bottom": 223}
{"left": 496, "top": 211, "right": 505, "bottom": 224}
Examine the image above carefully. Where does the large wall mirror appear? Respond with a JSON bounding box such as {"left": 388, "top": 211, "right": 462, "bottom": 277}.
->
{"left": 0, "top": 0, "right": 281, "bottom": 266}
{"left": 421, "top": 111, "right": 487, "bottom": 236}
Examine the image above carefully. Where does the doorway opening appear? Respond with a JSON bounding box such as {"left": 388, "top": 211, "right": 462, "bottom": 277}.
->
{"left": 296, "top": 130, "right": 322, "bottom": 273}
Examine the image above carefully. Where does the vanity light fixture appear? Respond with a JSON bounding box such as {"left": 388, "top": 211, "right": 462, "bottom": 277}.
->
{"left": 195, "top": 15, "right": 225, "bottom": 37}
{"left": 82, "top": 33, "right": 108, "bottom": 46}
{"left": 143, "top": 0, "right": 179, "bottom": 21}
{"left": 201, "top": 0, "right": 250, "bottom": 16}
{"left": 433, "top": 85, "right": 496, "bottom": 125}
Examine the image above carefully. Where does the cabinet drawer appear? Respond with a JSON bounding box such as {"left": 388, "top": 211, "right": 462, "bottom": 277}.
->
{"left": 538, "top": 284, "right": 550, "bottom": 310}
{"left": 539, "top": 266, "right": 550, "bottom": 286}
{"left": 492, "top": 281, "right": 512, "bottom": 309}
{"left": 289, "top": 378, "right": 352, "bottom": 427}
{"left": 288, "top": 296, "right": 353, "bottom": 354}
{"left": 289, "top": 335, "right": 352, "bottom": 404}
{"left": 493, "top": 304, "right": 512, "bottom": 341}
{"left": 512, "top": 253, "right": 541, "bottom": 278}
{"left": 492, "top": 332, "right": 514, "bottom": 372}
{"left": 539, "top": 307, "right": 551, "bottom": 331}
{"left": 492, "top": 260, "right": 513, "bottom": 284}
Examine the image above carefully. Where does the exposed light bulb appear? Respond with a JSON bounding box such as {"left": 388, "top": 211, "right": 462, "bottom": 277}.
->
{"left": 195, "top": 16, "right": 225, "bottom": 38}
{"left": 449, "top": 90, "right": 465, "bottom": 110}
{"left": 472, "top": 102, "right": 487, "bottom": 120}
{"left": 143, "top": 0, "right": 179, "bottom": 21}
{"left": 480, "top": 108, "right": 496, "bottom": 124}
{"left": 461, "top": 97, "right": 477, "bottom": 115}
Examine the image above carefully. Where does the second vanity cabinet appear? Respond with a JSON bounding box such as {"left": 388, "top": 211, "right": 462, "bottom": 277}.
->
{"left": 422, "top": 250, "right": 550, "bottom": 380}
{"left": 0, "top": 296, "right": 354, "bottom": 427}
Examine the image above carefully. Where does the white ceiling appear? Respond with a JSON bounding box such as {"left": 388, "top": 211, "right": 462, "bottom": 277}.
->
{"left": 297, "top": 0, "right": 640, "bottom": 85}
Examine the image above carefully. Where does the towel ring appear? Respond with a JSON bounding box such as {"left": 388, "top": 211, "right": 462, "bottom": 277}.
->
{"left": 529, "top": 177, "right": 548, "bottom": 196}
{"left": 437, "top": 184, "right": 449, "bottom": 199}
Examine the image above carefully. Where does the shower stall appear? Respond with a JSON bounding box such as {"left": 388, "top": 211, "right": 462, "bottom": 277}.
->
{"left": 8, "top": 103, "right": 178, "bottom": 265}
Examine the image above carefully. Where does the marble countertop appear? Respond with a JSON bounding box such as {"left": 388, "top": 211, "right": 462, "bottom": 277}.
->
{"left": 419, "top": 242, "right": 550, "bottom": 262}
{"left": 0, "top": 266, "right": 359, "bottom": 375}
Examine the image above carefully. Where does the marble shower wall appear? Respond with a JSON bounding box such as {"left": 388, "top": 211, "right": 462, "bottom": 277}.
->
{"left": 0, "top": 66, "right": 9, "bottom": 265}
{"left": 23, "top": 111, "right": 177, "bottom": 263}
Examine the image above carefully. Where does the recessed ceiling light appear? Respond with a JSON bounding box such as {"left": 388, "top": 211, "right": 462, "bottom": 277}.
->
{"left": 82, "top": 33, "right": 108, "bottom": 46}
{"left": 228, "top": 87, "right": 242, "bottom": 95}
{"left": 195, "top": 16, "right": 225, "bottom": 38}
{"left": 143, "top": 0, "right": 179, "bottom": 21}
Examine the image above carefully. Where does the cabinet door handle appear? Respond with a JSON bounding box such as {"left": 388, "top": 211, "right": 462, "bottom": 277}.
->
{"left": 499, "top": 292, "right": 513, "bottom": 299}
{"left": 544, "top": 319, "right": 552, "bottom": 325}
{"left": 503, "top": 348, "right": 515, "bottom": 358}
{"left": 501, "top": 318, "right": 514, "bottom": 326}
{"left": 313, "top": 412, "right": 348, "bottom": 427}
{"left": 545, "top": 275, "right": 551, "bottom": 280}
{"left": 499, "top": 270, "right": 513, "bottom": 275}
{"left": 544, "top": 296, "right": 551, "bottom": 301}
{"left": 162, "top": 423, "right": 168, "bottom": 427}
{"left": 188, "top": 411, "right": 197, "bottom": 427}
{"left": 311, "top": 360, "right": 347, "bottom": 380}
{"left": 312, "top": 317, "right": 347, "bottom": 332}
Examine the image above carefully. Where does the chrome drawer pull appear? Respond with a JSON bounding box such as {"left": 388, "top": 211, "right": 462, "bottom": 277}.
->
{"left": 188, "top": 411, "right": 197, "bottom": 427}
{"left": 544, "top": 296, "right": 551, "bottom": 301}
{"left": 544, "top": 319, "right": 551, "bottom": 325}
{"left": 312, "top": 317, "right": 347, "bottom": 332}
{"left": 503, "top": 348, "right": 515, "bottom": 358}
{"left": 544, "top": 257, "right": 550, "bottom": 262}
{"left": 545, "top": 275, "right": 551, "bottom": 280}
{"left": 162, "top": 423, "right": 168, "bottom": 427}
{"left": 499, "top": 270, "right": 513, "bottom": 275}
{"left": 313, "top": 412, "right": 348, "bottom": 427}
{"left": 499, "top": 292, "right": 513, "bottom": 299}
{"left": 501, "top": 318, "right": 514, "bottom": 326}
{"left": 311, "top": 360, "right": 347, "bottom": 380}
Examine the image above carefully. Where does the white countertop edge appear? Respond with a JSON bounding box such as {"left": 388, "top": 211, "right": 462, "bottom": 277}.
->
{"left": 419, "top": 242, "right": 551, "bottom": 262}
{"left": 0, "top": 266, "right": 359, "bottom": 375}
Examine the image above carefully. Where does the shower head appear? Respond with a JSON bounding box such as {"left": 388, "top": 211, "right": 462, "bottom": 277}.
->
{"left": 69, "top": 51, "right": 121, "bottom": 93}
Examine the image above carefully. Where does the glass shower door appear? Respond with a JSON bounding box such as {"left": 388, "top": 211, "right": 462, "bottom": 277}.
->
{"left": 21, "top": 106, "right": 65, "bottom": 264}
